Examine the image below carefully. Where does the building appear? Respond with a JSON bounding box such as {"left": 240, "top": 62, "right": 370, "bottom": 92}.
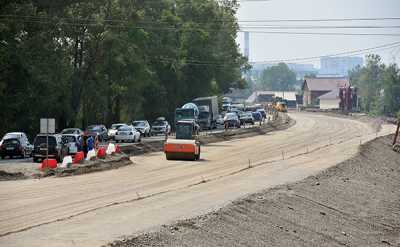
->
{"left": 318, "top": 89, "right": 340, "bottom": 110}
{"left": 246, "top": 91, "right": 298, "bottom": 108}
{"left": 224, "top": 88, "right": 252, "bottom": 104}
{"left": 302, "top": 77, "right": 349, "bottom": 107}
{"left": 319, "top": 56, "right": 363, "bottom": 77}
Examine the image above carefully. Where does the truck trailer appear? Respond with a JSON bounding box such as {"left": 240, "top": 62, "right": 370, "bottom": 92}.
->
{"left": 193, "top": 96, "right": 219, "bottom": 130}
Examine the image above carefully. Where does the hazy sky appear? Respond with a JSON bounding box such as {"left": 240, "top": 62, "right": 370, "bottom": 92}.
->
{"left": 236, "top": 0, "right": 400, "bottom": 67}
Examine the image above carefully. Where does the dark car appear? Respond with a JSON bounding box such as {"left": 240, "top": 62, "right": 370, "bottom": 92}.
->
{"left": 86, "top": 125, "right": 108, "bottom": 142}
{"left": 62, "top": 134, "right": 83, "bottom": 155}
{"left": 0, "top": 138, "right": 33, "bottom": 159}
{"left": 32, "top": 134, "right": 68, "bottom": 163}
{"left": 252, "top": 111, "right": 263, "bottom": 122}
{"left": 239, "top": 112, "right": 255, "bottom": 125}
{"left": 224, "top": 113, "right": 241, "bottom": 128}
{"left": 256, "top": 109, "right": 267, "bottom": 119}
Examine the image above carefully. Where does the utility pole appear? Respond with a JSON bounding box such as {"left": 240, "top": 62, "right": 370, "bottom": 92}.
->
{"left": 393, "top": 120, "right": 400, "bottom": 146}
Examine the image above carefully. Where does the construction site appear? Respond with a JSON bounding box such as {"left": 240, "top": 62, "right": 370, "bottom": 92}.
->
{"left": 0, "top": 109, "right": 399, "bottom": 247}
{"left": 1, "top": 1, "right": 400, "bottom": 246}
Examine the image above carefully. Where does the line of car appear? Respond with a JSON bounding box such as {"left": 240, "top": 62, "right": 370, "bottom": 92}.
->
{"left": 219, "top": 108, "right": 267, "bottom": 129}
{"left": 0, "top": 110, "right": 266, "bottom": 163}
{"left": 0, "top": 118, "right": 172, "bottom": 163}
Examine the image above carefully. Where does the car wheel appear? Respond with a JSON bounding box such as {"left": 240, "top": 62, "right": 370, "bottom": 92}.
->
{"left": 0, "top": 155, "right": 5, "bottom": 159}
{"left": 138, "top": 136, "right": 141, "bottom": 142}
{"left": 33, "top": 157, "right": 39, "bottom": 163}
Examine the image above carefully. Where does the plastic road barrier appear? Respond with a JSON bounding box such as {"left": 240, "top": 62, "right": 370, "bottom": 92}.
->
{"left": 40, "top": 159, "right": 58, "bottom": 170}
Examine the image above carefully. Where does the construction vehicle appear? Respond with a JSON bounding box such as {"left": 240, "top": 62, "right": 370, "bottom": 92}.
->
{"left": 174, "top": 103, "right": 200, "bottom": 133}
{"left": 272, "top": 97, "right": 288, "bottom": 113}
{"left": 164, "top": 120, "right": 201, "bottom": 161}
{"left": 193, "top": 96, "right": 219, "bottom": 130}
{"left": 393, "top": 120, "right": 400, "bottom": 153}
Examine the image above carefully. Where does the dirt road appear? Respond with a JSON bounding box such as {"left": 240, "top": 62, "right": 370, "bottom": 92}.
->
{"left": 0, "top": 113, "right": 395, "bottom": 247}
{"left": 120, "top": 135, "right": 400, "bottom": 247}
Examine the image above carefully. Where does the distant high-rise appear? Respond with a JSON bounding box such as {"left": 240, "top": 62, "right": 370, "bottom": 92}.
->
{"left": 244, "top": 32, "right": 250, "bottom": 59}
{"left": 319, "top": 56, "right": 363, "bottom": 77}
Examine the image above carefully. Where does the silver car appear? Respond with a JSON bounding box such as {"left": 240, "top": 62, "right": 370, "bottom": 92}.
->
{"left": 114, "top": 125, "right": 141, "bottom": 143}
{"left": 132, "top": 121, "right": 151, "bottom": 137}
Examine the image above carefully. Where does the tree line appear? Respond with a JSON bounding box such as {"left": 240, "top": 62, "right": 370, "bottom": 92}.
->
{"left": 0, "top": 0, "right": 249, "bottom": 138}
{"left": 350, "top": 55, "right": 400, "bottom": 117}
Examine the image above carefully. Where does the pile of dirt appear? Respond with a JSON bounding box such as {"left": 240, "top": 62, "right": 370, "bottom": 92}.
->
{"left": 0, "top": 170, "right": 27, "bottom": 181}
{"left": 110, "top": 135, "right": 400, "bottom": 247}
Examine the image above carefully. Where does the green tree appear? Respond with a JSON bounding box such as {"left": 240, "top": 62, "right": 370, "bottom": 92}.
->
{"left": 0, "top": 0, "right": 249, "bottom": 138}
{"left": 259, "top": 63, "right": 296, "bottom": 91}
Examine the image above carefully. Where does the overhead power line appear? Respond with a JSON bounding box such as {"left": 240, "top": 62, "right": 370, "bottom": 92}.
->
{"left": 146, "top": 41, "right": 400, "bottom": 66}
{"left": 240, "top": 25, "right": 400, "bottom": 29}
{"left": 237, "top": 17, "right": 400, "bottom": 23}
{"left": 251, "top": 41, "right": 400, "bottom": 64}
{"left": 239, "top": 30, "right": 400, "bottom": 37}
{"left": 2, "top": 16, "right": 400, "bottom": 37}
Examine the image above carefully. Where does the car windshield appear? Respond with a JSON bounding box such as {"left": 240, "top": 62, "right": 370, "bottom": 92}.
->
{"left": 152, "top": 121, "right": 165, "bottom": 126}
{"left": 199, "top": 112, "right": 209, "bottom": 118}
{"left": 87, "top": 126, "right": 101, "bottom": 131}
{"left": 62, "top": 136, "right": 76, "bottom": 143}
{"left": 176, "top": 124, "right": 192, "bottom": 139}
{"left": 176, "top": 109, "right": 194, "bottom": 120}
{"left": 34, "top": 136, "right": 56, "bottom": 146}
{"left": 132, "top": 122, "right": 145, "bottom": 127}
{"left": 61, "top": 129, "right": 78, "bottom": 134}
{"left": 226, "top": 114, "right": 236, "bottom": 120}
{"left": 2, "top": 133, "right": 19, "bottom": 140}
{"left": 119, "top": 126, "right": 131, "bottom": 131}
{"left": 111, "top": 124, "right": 124, "bottom": 130}
{"left": 3, "top": 139, "right": 19, "bottom": 145}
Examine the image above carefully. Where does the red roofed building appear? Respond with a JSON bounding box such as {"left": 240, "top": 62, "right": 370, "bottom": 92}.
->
{"left": 302, "top": 77, "right": 350, "bottom": 107}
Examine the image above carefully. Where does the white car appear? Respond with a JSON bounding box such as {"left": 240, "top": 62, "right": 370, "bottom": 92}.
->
{"left": 114, "top": 125, "right": 141, "bottom": 143}
{"left": 132, "top": 121, "right": 151, "bottom": 137}
{"left": 108, "top": 123, "right": 126, "bottom": 140}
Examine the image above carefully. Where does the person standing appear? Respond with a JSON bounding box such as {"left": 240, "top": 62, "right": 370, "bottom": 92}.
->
{"left": 87, "top": 135, "right": 94, "bottom": 151}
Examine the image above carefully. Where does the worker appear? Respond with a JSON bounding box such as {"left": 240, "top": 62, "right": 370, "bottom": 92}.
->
{"left": 87, "top": 135, "right": 94, "bottom": 151}
{"left": 81, "top": 134, "right": 88, "bottom": 158}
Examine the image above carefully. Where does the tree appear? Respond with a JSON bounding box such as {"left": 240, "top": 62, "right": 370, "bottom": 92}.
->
{"left": 0, "top": 0, "right": 249, "bottom": 138}
{"left": 350, "top": 54, "right": 400, "bottom": 116}
{"left": 258, "top": 63, "right": 296, "bottom": 91}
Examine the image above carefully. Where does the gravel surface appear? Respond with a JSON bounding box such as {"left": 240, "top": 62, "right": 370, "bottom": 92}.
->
{"left": 0, "top": 113, "right": 393, "bottom": 247}
{"left": 113, "top": 135, "right": 400, "bottom": 247}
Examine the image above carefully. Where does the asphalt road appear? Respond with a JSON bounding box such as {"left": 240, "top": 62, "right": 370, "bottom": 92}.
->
{"left": 0, "top": 113, "right": 395, "bottom": 247}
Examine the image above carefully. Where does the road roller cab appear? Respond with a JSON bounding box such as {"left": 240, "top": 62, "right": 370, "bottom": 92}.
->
{"left": 164, "top": 120, "right": 201, "bottom": 161}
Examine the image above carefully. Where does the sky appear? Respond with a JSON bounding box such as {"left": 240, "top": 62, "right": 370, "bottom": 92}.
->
{"left": 236, "top": 0, "right": 400, "bottom": 68}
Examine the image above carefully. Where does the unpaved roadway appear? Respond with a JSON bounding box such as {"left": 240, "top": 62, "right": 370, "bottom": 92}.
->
{"left": 0, "top": 113, "right": 395, "bottom": 247}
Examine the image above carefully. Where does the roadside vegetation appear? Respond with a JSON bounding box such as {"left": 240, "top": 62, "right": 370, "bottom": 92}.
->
{"left": 0, "top": 0, "right": 249, "bottom": 138}
{"left": 350, "top": 54, "right": 400, "bottom": 117}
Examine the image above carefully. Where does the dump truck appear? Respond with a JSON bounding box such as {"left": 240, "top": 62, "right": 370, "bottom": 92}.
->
{"left": 164, "top": 119, "right": 201, "bottom": 161}
{"left": 193, "top": 96, "right": 219, "bottom": 130}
